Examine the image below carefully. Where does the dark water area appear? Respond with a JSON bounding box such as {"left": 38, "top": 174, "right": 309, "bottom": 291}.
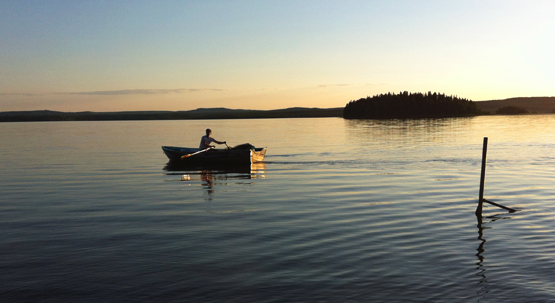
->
{"left": 1, "top": 116, "right": 555, "bottom": 302}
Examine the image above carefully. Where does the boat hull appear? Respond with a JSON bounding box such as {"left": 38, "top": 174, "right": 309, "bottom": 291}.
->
{"left": 162, "top": 146, "right": 267, "bottom": 164}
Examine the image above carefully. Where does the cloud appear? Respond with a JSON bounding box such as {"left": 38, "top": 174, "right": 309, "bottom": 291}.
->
{"left": 0, "top": 92, "right": 43, "bottom": 96}
{"left": 1, "top": 85, "right": 389, "bottom": 97}
{"left": 317, "top": 84, "right": 351, "bottom": 88}
{"left": 58, "top": 88, "right": 227, "bottom": 95}
{"left": 0, "top": 88, "right": 228, "bottom": 97}
{"left": 317, "top": 83, "right": 388, "bottom": 88}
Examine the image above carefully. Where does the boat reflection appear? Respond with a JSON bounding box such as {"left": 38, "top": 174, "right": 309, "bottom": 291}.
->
{"left": 164, "top": 162, "right": 267, "bottom": 196}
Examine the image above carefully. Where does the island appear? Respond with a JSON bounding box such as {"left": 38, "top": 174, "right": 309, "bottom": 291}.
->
{"left": 343, "top": 91, "right": 483, "bottom": 119}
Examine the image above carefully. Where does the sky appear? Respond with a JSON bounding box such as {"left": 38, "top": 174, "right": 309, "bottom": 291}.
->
{"left": 1, "top": 0, "right": 554, "bottom": 112}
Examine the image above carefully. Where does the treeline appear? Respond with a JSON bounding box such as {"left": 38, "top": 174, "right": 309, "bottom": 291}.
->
{"left": 496, "top": 106, "right": 528, "bottom": 115}
{"left": 344, "top": 91, "right": 483, "bottom": 119}
{"left": 0, "top": 107, "right": 344, "bottom": 122}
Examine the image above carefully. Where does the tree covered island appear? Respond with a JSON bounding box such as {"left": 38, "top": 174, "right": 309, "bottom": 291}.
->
{"left": 343, "top": 91, "right": 484, "bottom": 119}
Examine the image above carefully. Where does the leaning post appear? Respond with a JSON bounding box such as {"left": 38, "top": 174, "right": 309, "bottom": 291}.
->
{"left": 476, "top": 137, "right": 488, "bottom": 216}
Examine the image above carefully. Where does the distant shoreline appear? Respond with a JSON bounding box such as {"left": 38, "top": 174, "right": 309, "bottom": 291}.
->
{"left": 475, "top": 97, "right": 555, "bottom": 114}
{"left": 2, "top": 97, "right": 554, "bottom": 122}
{"left": 0, "top": 107, "right": 344, "bottom": 122}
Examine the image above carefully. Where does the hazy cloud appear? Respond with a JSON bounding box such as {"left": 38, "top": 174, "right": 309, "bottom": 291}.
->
{"left": 0, "top": 88, "right": 228, "bottom": 97}
{"left": 317, "top": 83, "right": 388, "bottom": 88}
{"left": 1, "top": 85, "right": 386, "bottom": 97}
{"left": 0, "top": 92, "right": 43, "bottom": 96}
{"left": 58, "top": 88, "right": 227, "bottom": 95}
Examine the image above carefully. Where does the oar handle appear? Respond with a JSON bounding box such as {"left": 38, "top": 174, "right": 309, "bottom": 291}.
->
{"left": 181, "top": 147, "right": 214, "bottom": 159}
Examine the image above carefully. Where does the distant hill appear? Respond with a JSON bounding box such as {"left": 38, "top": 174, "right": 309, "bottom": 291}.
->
{"left": 476, "top": 97, "right": 555, "bottom": 114}
{"left": 0, "top": 107, "right": 344, "bottom": 122}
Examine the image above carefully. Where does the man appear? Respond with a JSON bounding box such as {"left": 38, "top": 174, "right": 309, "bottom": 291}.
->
{"left": 199, "top": 129, "right": 226, "bottom": 149}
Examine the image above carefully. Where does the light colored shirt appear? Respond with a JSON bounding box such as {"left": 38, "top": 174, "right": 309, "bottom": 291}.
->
{"left": 199, "top": 135, "right": 216, "bottom": 149}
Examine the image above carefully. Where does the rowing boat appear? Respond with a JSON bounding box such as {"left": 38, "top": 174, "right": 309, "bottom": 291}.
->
{"left": 161, "top": 144, "right": 267, "bottom": 164}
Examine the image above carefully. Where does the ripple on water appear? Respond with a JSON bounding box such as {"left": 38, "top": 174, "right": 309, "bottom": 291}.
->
{"left": 2, "top": 117, "right": 555, "bottom": 302}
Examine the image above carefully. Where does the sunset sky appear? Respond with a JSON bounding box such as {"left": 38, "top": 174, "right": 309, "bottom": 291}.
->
{"left": 1, "top": 0, "right": 554, "bottom": 112}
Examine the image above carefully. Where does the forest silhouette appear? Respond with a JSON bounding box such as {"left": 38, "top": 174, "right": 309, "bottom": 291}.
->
{"left": 343, "top": 91, "right": 483, "bottom": 119}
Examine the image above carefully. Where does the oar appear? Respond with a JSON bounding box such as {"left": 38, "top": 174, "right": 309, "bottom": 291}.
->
{"left": 181, "top": 147, "right": 214, "bottom": 159}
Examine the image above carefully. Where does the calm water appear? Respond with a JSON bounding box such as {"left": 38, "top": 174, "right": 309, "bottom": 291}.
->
{"left": 1, "top": 116, "right": 555, "bottom": 302}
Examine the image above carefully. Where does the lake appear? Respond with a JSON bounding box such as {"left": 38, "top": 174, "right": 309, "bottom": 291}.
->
{"left": 1, "top": 115, "right": 555, "bottom": 302}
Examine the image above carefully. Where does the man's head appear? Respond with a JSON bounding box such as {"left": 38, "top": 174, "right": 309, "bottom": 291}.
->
{"left": 206, "top": 129, "right": 212, "bottom": 136}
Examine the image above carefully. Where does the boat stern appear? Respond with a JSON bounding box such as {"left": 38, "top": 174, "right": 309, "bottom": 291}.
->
{"left": 251, "top": 147, "right": 267, "bottom": 163}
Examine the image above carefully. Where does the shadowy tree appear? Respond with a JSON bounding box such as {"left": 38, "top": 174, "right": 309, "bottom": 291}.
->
{"left": 343, "top": 91, "right": 483, "bottom": 119}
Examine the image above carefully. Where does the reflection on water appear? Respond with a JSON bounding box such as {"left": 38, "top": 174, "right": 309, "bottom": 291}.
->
{"left": 475, "top": 210, "right": 516, "bottom": 300}
{"left": 346, "top": 116, "right": 474, "bottom": 129}
{"left": 475, "top": 212, "right": 489, "bottom": 298}
{"left": 2, "top": 117, "right": 555, "bottom": 302}
{"left": 345, "top": 117, "right": 477, "bottom": 152}
{"left": 164, "top": 162, "right": 267, "bottom": 196}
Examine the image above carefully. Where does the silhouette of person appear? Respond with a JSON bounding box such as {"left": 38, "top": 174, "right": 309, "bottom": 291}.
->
{"left": 199, "top": 129, "right": 226, "bottom": 149}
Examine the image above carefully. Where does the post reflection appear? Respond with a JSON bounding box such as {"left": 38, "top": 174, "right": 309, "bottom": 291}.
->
{"left": 475, "top": 211, "right": 513, "bottom": 299}
{"left": 164, "top": 162, "right": 266, "bottom": 196}
{"left": 475, "top": 213, "right": 489, "bottom": 298}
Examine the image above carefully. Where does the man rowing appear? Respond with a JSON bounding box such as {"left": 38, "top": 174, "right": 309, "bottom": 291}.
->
{"left": 199, "top": 128, "right": 227, "bottom": 149}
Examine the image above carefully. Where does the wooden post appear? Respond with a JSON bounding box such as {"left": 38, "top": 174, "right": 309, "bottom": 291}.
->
{"left": 475, "top": 137, "right": 517, "bottom": 214}
{"left": 476, "top": 137, "right": 488, "bottom": 216}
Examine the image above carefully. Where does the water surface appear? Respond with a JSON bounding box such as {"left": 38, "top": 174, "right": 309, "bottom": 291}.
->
{"left": 1, "top": 116, "right": 555, "bottom": 302}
